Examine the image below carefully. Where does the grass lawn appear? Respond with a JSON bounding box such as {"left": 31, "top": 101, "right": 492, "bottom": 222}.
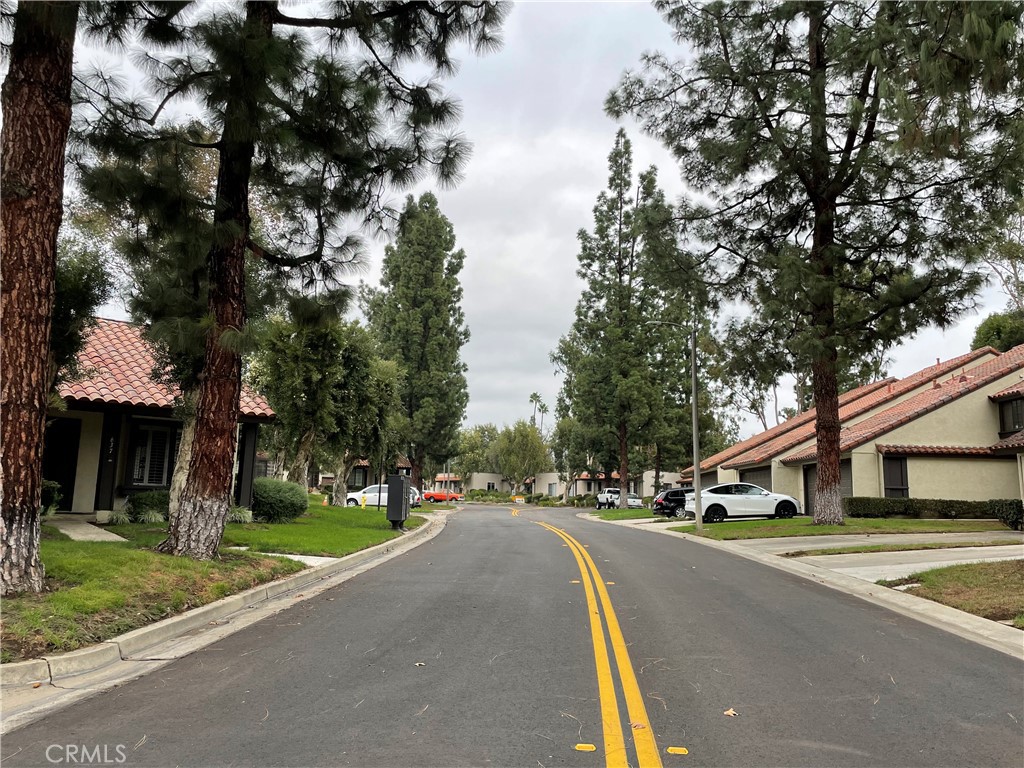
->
{"left": 879, "top": 561, "right": 1024, "bottom": 629}
{"left": 784, "top": 541, "right": 1016, "bottom": 557}
{"left": 0, "top": 526, "right": 304, "bottom": 663}
{"left": 594, "top": 509, "right": 661, "bottom": 521}
{"left": 110, "top": 498, "right": 427, "bottom": 558}
{"left": 674, "top": 517, "right": 1009, "bottom": 540}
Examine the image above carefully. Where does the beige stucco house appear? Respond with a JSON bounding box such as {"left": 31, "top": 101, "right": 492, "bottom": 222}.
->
{"left": 45, "top": 319, "right": 274, "bottom": 515}
{"left": 683, "top": 345, "right": 1024, "bottom": 514}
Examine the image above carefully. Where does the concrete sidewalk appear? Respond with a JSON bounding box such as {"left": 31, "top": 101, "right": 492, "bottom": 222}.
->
{"left": 45, "top": 516, "right": 126, "bottom": 542}
{"left": 798, "top": 544, "right": 1024, "bottom": 581}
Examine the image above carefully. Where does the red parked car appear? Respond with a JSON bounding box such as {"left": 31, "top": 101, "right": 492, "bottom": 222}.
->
{"left": 422, "top": 489, "right": 464, "bottom": 502}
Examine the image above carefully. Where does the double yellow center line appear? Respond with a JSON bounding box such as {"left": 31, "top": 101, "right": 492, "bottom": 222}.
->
{"left": 535, "top": 521, "right": 663, "bottom": 768}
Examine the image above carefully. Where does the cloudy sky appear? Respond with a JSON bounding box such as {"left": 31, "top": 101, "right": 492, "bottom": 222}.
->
{"left": 353, "top": 1, "right": 1004, "bottom": 438}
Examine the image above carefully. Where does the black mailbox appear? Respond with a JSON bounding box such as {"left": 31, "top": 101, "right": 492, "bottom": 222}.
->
{"left": 386, "top": 474, "right": 410, "bottom": 530}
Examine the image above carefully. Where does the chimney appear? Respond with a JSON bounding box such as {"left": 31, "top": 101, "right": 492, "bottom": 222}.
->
{"left": 932, "top": 379, "right": 941, "bottom": 389}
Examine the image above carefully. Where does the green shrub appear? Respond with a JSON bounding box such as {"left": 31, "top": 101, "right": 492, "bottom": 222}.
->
{"left": 125, "top": 490, "right": 170, "bottom": 522}
{"left": 40, "top": 479, "right": 62, "bottom": 514}
{"left": 989, "top": 498, "right": 1023, "bottom": 530}
{"left": 642, "top": 496, "right": 653, "bottom": 506}
{"left": 228, "top": 506, "right": 253, "bottom": 524}
{"left": 320, "top": 483, "right": 334, "bottom": 495}
{"left": 106, "top": 508, "right": 131, "bottom": 525}
{"left": 843, "top": 497, "right": 992, "bottom": 519}
{"left": 251, "top": 478, "right": 308, "bottom": 523}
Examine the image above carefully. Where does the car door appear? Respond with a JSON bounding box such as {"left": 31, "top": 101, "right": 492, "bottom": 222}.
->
{"left": 365, "top": 485, "right": 385, "bottom": 507}
{"left": 736, "top": 483, "right": 770, "bottom": 516}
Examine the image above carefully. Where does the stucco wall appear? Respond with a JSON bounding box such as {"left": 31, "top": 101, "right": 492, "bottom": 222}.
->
{"left": 878, "top": 383, "right": 1007, "bottom": 447}
{"left": 905, "top": 456, "right": 1018, "bottom": 500}
{"left": 772, "top": 462, "right": 802, "bottom": 499}
{"left": 68, "top": 411, "right": 103, "bottom": 513}
{"left": 850, "top": 449, "right": 879, "bottom": 497}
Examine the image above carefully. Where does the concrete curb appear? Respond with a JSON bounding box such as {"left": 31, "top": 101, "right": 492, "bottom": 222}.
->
{"left": 584, "top": 514, "right": 1024, "bottom": 661}
{"left": 1, "top": 514, "right": 444, "bottom": 690}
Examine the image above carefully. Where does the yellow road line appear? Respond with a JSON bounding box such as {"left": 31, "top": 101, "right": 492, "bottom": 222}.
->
{"left": 537, "top": 522, "right": 627, "bottom": 766}
{"left": 538, "top": 521, "right": 664, "bottom": 768}
{"left": 577, "top": 540, "right": 663, "bottom": 767}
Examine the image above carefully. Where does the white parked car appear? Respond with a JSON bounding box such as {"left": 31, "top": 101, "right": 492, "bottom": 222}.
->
{"left": 626, "top": 492, "right": 644, "bottom": 509}
{"left": 346, "top": 484, "right": 420, "bottom": 509}
{"left": 347, "top": 484, "right": 387, "bottom": 507}
{"left": 684, "top": 483, "right": 800, "bottom": 522}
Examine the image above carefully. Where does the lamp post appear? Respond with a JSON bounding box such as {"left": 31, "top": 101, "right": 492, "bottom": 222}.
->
{"left": 647, "top": 320, "right": 702, "bottom": 533}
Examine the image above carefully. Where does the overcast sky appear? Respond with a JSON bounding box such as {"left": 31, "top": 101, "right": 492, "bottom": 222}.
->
{"left": 94, "top": 1, "right": 1005, "bottom": 440}
{"left": 353, "top": 1, "right": 1004, "bottom": 438}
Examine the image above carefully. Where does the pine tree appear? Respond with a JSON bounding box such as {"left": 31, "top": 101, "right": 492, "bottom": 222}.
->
{"left": 75, "top": 2, "right": 506, "bottom": 557}
{"left": 552, "top": 130, "right": 671, "bottom": 507}
{"left": 361, "top": 193, "right": 470, "bottom": 489}
{"left": 609, "top": 0, "right": 1024, "bottom": 523}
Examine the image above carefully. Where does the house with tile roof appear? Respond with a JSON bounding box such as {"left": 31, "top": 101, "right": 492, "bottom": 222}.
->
{"left": 44, "top": 318, "right": 274, "bottom": 515}
{"left": 682, "top": 344, "right": 1024, "bottom": 514}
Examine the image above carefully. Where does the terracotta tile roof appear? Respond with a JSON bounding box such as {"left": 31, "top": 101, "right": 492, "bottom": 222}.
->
{"left": 992, "top": 432, "right": 1024, "bottom": 453}
{"left": 59, "top": 318, "right": 274, "bottom": 419}
{"left": 354, "top": 455, "right": 411, "bottom": 469}
{"left": 434, "top": 473, "right": 462, "bottom": 482}
{"left": 990, "top": 379, "right": 1024, "bottom": 401}
{"left": 875, "top": 444, "right": 997, "bottom": 457}
{"left": 720, "top": 347, "right": 996, "bottom": 470}
{"left": 678, "top": 378, "right": 895, "bottom": 478}
{"left": 782, "top": 344, "right": 1024, "bottom": 465}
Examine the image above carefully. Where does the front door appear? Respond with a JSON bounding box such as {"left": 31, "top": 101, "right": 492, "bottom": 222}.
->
{"left": 43, "top": 417, "right": 81, "bottom": 511}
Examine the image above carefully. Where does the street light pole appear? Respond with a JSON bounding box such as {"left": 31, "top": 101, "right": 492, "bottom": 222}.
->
{"left": 646, "top": 319, "right": 703, "bottom": 533}
{"left": 689, "top": 325, "right": 703, "bottom": 534}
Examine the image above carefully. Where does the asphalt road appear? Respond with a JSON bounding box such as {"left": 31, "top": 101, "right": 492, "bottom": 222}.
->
{"left": 3, "top": 506, "right": 1022, "bottom": 767}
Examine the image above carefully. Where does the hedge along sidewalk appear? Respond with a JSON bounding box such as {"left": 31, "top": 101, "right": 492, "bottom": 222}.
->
{"left": 0, "top": 511, "right": 450, "bottom": 735}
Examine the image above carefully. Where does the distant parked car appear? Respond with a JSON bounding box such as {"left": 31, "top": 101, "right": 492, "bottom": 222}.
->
{"left": 626, "top": 492, "right": 644, "bottom": 509}
{"left": 596, "top": 488, "right": 620, "bottom": 509}
{"left": 423, "top": 489, "right": 463, "bottom": 503}
{"left": 653, "top": 487, "right": 692, "bottom": 517}
{"left": 684, "top": 483, "right": 800, "bottom": 522}
{"left": 348, "top": 484, "right": 421, "bottom": 509}
{"left": 347, "top": 484, "right": 387, "bottom": 507}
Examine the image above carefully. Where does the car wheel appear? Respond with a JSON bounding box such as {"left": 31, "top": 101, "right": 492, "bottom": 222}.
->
{"left": 706, "top": 504, "right": 726, "bottom": 523}
{"left": 346, "top": 499, "right": 358, "bottom": 506}
{"left": 775, "top": 501, "right": 796, "bottom": 519}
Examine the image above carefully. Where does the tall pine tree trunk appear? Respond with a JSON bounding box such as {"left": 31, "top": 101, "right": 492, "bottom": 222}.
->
{"left": 617, "top": 421, "right": 629, "bottom": 509}
{"left": 0, "top": 2, "right": 79, "bottom": 595}
{"left": 807, "top": 3, "right": 843, "bottom": 526}
{"left": 811, "top": 350, "right": 843, "bottom": 525}
{"left": 159, "top": 2, "right": 271, "bottom": 558}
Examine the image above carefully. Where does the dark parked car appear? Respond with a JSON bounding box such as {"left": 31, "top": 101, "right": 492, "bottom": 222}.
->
{"left": 653, "top": 487, "right": 693, "bottom": 517}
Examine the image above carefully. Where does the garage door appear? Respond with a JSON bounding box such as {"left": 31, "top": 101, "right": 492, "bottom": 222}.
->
{"left": 739, "top": 467, "right": 773, "bottom": 491}
{"left": 700, "top": 471, "right": 718, "bottom": 489}
{"left": 803, "top": 459, "right": 852, "bottom": 516}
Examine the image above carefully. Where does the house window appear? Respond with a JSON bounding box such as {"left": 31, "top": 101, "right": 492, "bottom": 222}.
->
{"left": 883, "top": 457, "right": 909, "bottom": 498}
{"left": 487, "top": 482, "right": 496, "bottom": 491}
{"left": 999, "top": 399, "right": 1024, "bottom": 435}
{"left": 586, "top": 481, "right": 593, "bottom": 493}
{"left": 127, "top": 422, "right": 181, "bottom": 488}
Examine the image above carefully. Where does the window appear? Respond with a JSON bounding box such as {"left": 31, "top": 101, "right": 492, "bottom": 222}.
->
{"left": 999, "top": 399, "right": 1024, "bottom": 435}
{"left": 127, "top": 421, "right": 181, "bottom": 488}
{"left": 487, "top": 482, "right": 496, "bottom": 491}
{"left": 883, "top": 457, "right": 909, "bottom": 498}
{"left": 586, "top": 481, "right": 593, "bottom": 492}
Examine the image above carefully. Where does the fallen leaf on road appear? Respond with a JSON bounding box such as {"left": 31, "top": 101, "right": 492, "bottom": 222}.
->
{"left": 32, "top": 683, "right": 41, "bottom": 689}
{"left": 632, "top": 723, "right": 646, "bottom": 730}
{"left": 724, "top": 708, "right": 739, "bottom": 717}
{"left": 414, "top": 662, "right": 426, "bottom": 667}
